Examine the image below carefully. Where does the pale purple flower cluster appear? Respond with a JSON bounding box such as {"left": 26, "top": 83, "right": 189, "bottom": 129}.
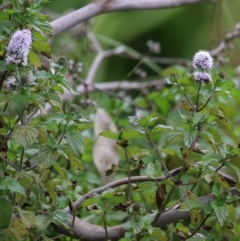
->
{"left": 193, "top": 50, "right": 213, "bottom": 70}
{"left": 192, "top": 50, "right": 213, "bottom": 83}
{"left": 6, "top": 29, "right": 32, "bottom": 66}
{"left": 193, "top": 72, "right": 212, "bottom": 83}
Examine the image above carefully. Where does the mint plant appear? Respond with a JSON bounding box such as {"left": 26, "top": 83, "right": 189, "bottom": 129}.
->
{"left": 0, "top": 1, "right": 240, "bottom": 241}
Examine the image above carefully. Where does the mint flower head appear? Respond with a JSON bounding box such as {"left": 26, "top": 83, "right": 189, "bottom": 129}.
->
{"left": 6, "top": 29, "right": 32, "bottom": 66}
{"left": 193, "top": 50, "right": 213, "bottom": 70}
{"left": 193, "top": 72, "right": 212, "bottom": 83}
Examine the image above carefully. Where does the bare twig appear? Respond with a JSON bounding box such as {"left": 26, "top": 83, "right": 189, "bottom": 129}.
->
{"left": 51, "top": 0, "right": 210, "bottom": 35}
{"left": 76, "top": 78, "right": 167, "bottom": 93}
{"left": 85, "top": 32, "right": 125, "bottom": 84}
{"left": 210, "top": 24, "right": 240, "bottom": 57}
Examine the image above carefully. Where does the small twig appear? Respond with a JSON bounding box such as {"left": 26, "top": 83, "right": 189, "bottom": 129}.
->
{"left": 144, "top": 128, "right": 172, "bottom": 177}
{"left": 85, "top": 34, "right": 125, "bottom": 85}
{"left": 210, "top": 24, "right": 240, "bottom": 57}
{"left": 76, "top": 78, "right": 167, "bottom": 93}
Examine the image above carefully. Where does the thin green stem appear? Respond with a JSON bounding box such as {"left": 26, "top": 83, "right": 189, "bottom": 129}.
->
{"left": 58, "top": 129, "right": 66, "bottom": 145}
{"left": 102, "top": 209, "right": 108, "bottom": 241}
{"left": 0, "top": 153, "right": 18, "bottom": 170}
{"left": 196, "top": 82, "right": 202, "bottom": 111}
{"left": 124, "top": 147, "right": 131, "bottom": 202}
{"left": 19, "top": 112, "right": 26, "bottom": 171}
{"left": 184, "top": 93, "right": 196, "bottom": 111}
{"left": 19, "top": 146, "right": 25, "bottom": 171}
{"left": 198, "top": 92, "right": 215, "bottom": 112}
{"left": 144, "top": 128, "right": 171, "bottom": 178}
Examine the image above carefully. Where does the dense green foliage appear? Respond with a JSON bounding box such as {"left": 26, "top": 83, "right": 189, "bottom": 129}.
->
{"left": 0, "top": 0, "right": 240, "bottom": 241}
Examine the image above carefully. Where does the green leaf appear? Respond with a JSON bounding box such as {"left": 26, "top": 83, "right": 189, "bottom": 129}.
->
{"left": 127, "top": 146, "right": 151, "bottom": 160}
{"left": 36, "top": 127, "right": 48, "bottom": 144}
{"left": 179, "top": 199, "right": 203, "bottom": 211}
{"left": 53, "top": 210, "right": 69, "bottom": 223}
{"left": 11, "top": 88, "right": 30, "bottom": 115}
{"left": 38, "top": 144, "right": 58, "bottom": 168}
{"left": 32, "top": 39, "right": 51, "bottom": 58}
{"left": 101, "top": 188, "right": 115, "bottom": 200}
{"left": 81, "top": 196, "right": 100, "bottom": 208}
{"left": 65, "top": 131, "right": 84, "bottom": 157}
{"left": 47, "top": 92, "right": 62, "bottom": 111}
{"left": 137, "top": 112, "right": 159, "bottom": 128}
{"left": 14, "top": 207, "right": 35, "bottom": 229}
{"left": 13, "top": 124, "right": 38, "bottom": 148}
{"left": 0, "top": 197, "right": 12, "bottom": 229}
{"left": 5, "top": 178, "right": 26, "bottom": 196}
{"left": 162, "top": 148, "right": 174, "bottom": 156}
{"left": 121, "top": 129, "right": 144, "bottom": 140}
{"left": 149, "top": 228, "right": 168, "bottom": 241}
{"left": 57, "top": 78, "right": 79, "bottom": 96}
{"left": 181, "top": 148, "right": 194, "bottom": 165}
{"left": 0, "top": 227, "right": 21, "bottom": 241}
{"left": 36, "top": 215, "right": 52, "bottom": 231}
{"left": 44, "top": 112, "right": 66, "bottom": 125}
{"left": 144, "top": 161, "right": 162, "bottom": 178}
{"left": 63, "top": 147, "right": 83, "bottom": 172}
{"left": 192, "top": 112, "right": 208, "bottom": 125}
{"left": 151, "top": 124, "right": 174, "bottom": 133}
{"left": 28, "top": 51, "right": 41, "bottom": 68}
{"left": 208, "top": 106, "right": 230, "bottom": 127}
{"left": 43, "top": 181, "right": 57, "bottom": 205}
{"left": 181, "top": 126, "right": 198, "bottom": 148}
{"left": 225, "top": 162, "right": 240, "bottom": 183}
{"left": 53, "top": 162, "right": 67, "bottom": 177}
{"left": 186, "top": 237, "right": 206, "bottom": 241}
{"left": 211, "top": 200, "right": 228, "bottom": 226}
{"left": 99, "top": 130, "right": 119, "bottom": 140}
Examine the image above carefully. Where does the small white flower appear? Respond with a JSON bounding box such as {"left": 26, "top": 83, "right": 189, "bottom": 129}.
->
{"left": 6, "top": 29, "right": 32, "bottom": 66}
{"left": 193, "top": 50, "right": 213, "bottom": 70}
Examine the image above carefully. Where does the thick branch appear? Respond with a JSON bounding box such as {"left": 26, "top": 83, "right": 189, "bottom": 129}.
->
{"left": 58, "top": 187, "right": 240, "bottom": 241}
{"left": 51, "top": 0, "right": 209, "bottom": 35}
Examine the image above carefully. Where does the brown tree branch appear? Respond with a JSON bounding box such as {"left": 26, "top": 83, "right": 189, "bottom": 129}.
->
{"left": 58, "top": 187, "right": 240, "bottom": 241}
{"left": 51, "top": 0, "right": 210, "bottom": 35}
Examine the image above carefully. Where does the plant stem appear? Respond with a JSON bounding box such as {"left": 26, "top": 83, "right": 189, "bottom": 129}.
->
{"left": 144, "top": 128, "right": 171, "bottom": 178}
{"left": 196, "top": 82, "right": 202, "bottom": 111}
{"left": 184, "top": 93, "right": 196, "bottom": 111}
{"left": 0, "top": 153, "right": 18, "bottom": 170}
{"left": 124, "top": 147, "right": 131, "bottom": 202}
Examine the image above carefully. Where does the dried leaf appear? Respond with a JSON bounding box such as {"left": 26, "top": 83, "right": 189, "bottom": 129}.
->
{"left": 93, "top": 108, "right": 119, "bottom": 183}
